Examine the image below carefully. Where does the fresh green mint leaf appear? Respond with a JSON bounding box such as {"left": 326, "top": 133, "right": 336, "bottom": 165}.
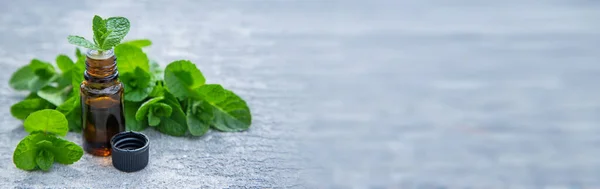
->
{"left": 10, "top": 97, "right": 54, "bottom": 120}
{"left": 10, "top": 60, "right": 57, "bottom": 92}
{"left": 125, "top": 101, "right": 147, "bottom": 131}
{"left": 13, "top": 133, "right": 48, "bottom": 170}
{"left": 36, "top": 149, "right": 54, "bottom": 171}
{"left": 56, "top": 54, "right": 75, "bottom": 73}
{"left": 158, "top": 92, "right": 188, "bottom": 136}
{"left": 194, "top": 84, "right": 252, "bottom": 132}
{"left": 67, "top": 35, "right": 101, "bottom": 50}
{"left": 121, "top": 67, "right": 154, "bottom": 102}
{"left": 75, "top": 48, "right": 82, "bottom": 58}
{"left": 101, "top": 17, "right": 130, "bottom": 50}
{"left": 136, "top": 92, "right": 187, "bottom": 136}
{"left": 13, "top": 132, "right": 84, "bottom": 171}
{"left": 98, "top": 30, "right": 113, "bottom": 48}
{"left": 37, "top": 86, "right": 69, "bottom": 106}
{"left": 10, "top": 65, "right": 35, "bottom": 90}
{"left": 186, "top": 99, "right": 213, "bottom": 136}
{"left": 150, "top": 60, "right": 164, "bottom": 80}
{"left": 29, "top": 59, "right": 56, "bottom": 79}
{"left": 164, "top": 60, "right": 206, "bottom": 99}
{"left": 149, "top": 81, "right": 166, "bottom": 98}
{"left": 42, "top": 136, "right": 83, "bottom": 165}
{"left": 56, "top": 95, "right": 82, "bottom": 132}
{"left": 114, "top": 44, "right": 150, "bottom": 73}
{"left": 24, "top": 109, "right": 69, "bottom": 136}
{"left": 155, "top": 117, "right": 187, "bottom": 136}
{"left": 153, "top": 103, "right": 173, "bottom": 117}
{"left": 148, "top": 112, "right": 161, "bottom": 126}
{"left": 71, "top": 63, "right": 85, "bottom": 94}
{"left": 135, "top": 97, "right": 164, "bottom": 121}
{"left": 92, "top": 15, "right": 107, "bottom": 47}
{"left": 122, "top": 39, "right": 152, "bottom": 48}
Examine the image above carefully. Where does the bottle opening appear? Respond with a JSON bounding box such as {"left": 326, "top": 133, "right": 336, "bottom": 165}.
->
{"left": 87, "top": 49, "right": 114, "bottom": 60}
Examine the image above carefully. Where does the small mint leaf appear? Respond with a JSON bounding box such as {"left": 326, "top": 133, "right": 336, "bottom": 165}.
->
{"left": 92, "top": 15, "right": 107, "bottom": 47}
{"left": 186, "top": 99, "right": 213, "bottom": 136}
{"left": 67, "top": 35, "right": 100, "bottom": 50}
{"left": 36, "top": 149, "right": 54, "bottom": 171}
{"left": 13, "top": 133, "right": 46, "bottom": 171}
{"left": 125, "top": 101, "right": 147, "bottom": 131}
{"left": 121, "top": 67, "right": 154, "bottom": 102}
{"left": 135, "top": 97, "right": 164, "bottom": 121}
{"left": 148, "top": 111, "right": 161, "bottom": 126}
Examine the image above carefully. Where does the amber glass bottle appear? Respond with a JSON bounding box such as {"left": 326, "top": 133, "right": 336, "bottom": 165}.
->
{"left": 81, "top": 49, "right": 126, "bottom": 156}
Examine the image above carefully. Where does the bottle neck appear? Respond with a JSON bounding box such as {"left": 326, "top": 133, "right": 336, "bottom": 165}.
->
{"left": 84, "top": 49, "right": 119, "bottom": 83}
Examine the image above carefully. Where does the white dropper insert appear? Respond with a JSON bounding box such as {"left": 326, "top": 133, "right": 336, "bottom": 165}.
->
{"left": 86, "top": 49, "right": 114, "bottom": 60}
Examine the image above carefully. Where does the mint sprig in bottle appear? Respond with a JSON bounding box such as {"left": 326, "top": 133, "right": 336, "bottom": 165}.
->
{"left": 67, "top": 15, "right": 130, "bottom": 156}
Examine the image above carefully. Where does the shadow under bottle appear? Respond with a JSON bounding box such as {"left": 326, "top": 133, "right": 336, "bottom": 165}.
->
{"left": 80, "top": 49, "right": 126, "bottom": 157}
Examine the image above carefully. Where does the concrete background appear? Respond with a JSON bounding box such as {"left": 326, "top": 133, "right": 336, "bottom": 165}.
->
{"left": 1, "top": 0, "right": 600, "bottom": 188}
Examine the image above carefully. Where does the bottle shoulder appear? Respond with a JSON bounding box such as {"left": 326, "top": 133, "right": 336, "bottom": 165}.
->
{"left": 81, "top": 81, "right": 123, "bottom": 95}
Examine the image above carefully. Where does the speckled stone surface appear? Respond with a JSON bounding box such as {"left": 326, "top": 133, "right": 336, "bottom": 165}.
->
{"left": 1, "top": 0, "right": 600, "bottom": 188}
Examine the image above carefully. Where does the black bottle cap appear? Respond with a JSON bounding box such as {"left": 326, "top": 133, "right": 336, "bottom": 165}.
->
{"left": 110, "top": 131, "right": 149, "bottom": 172}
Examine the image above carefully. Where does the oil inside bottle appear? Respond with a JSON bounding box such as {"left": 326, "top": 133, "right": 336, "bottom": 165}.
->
{"left": 82, "top": 93, "right": 125, "bottom": 156}
{"left": 81, "top": 49, "right": 125, "bottom": 157}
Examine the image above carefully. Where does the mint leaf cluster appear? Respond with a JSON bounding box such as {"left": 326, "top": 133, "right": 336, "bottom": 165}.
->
{"left": 9, "top": 50, "right": 85, "bottom": 132}
{"left": 68, "top": 15, "right": 130, "bottom": 51}
{"left": 116, "top": 45, "right": 253, "bottom": 136}
{"left": 13, "top": 110, "right": 83, "bottom": 171}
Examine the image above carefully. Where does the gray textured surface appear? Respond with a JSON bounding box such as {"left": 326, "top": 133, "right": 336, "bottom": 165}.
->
{"left": 1, "top": 0, "right": 600, "bottom": 188}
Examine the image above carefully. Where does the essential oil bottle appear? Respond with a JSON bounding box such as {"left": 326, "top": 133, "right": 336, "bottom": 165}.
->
{"left": 81, "top": 49, "right": 126, "bottom": 156}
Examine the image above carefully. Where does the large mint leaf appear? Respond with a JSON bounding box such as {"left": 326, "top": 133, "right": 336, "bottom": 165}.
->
{"left": 114, "top": 44, "right": 149, "bottom": 73}
{"left": 195, "top": 84, "right": 252, "bottom": 132}
{"left": 67, "top": 35, "right": 100, "bottom": 50}
{"left": 10, "top": 97, "right": 54, "bottom": 120}
{"left": 164, "top": 60, "right": 206, "bottom": 99}
{"left": 24, "top": 109, "right": 69, "bottom": 136}
{"left": 101, "top": 17, "right": 130, "bottom": 50}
